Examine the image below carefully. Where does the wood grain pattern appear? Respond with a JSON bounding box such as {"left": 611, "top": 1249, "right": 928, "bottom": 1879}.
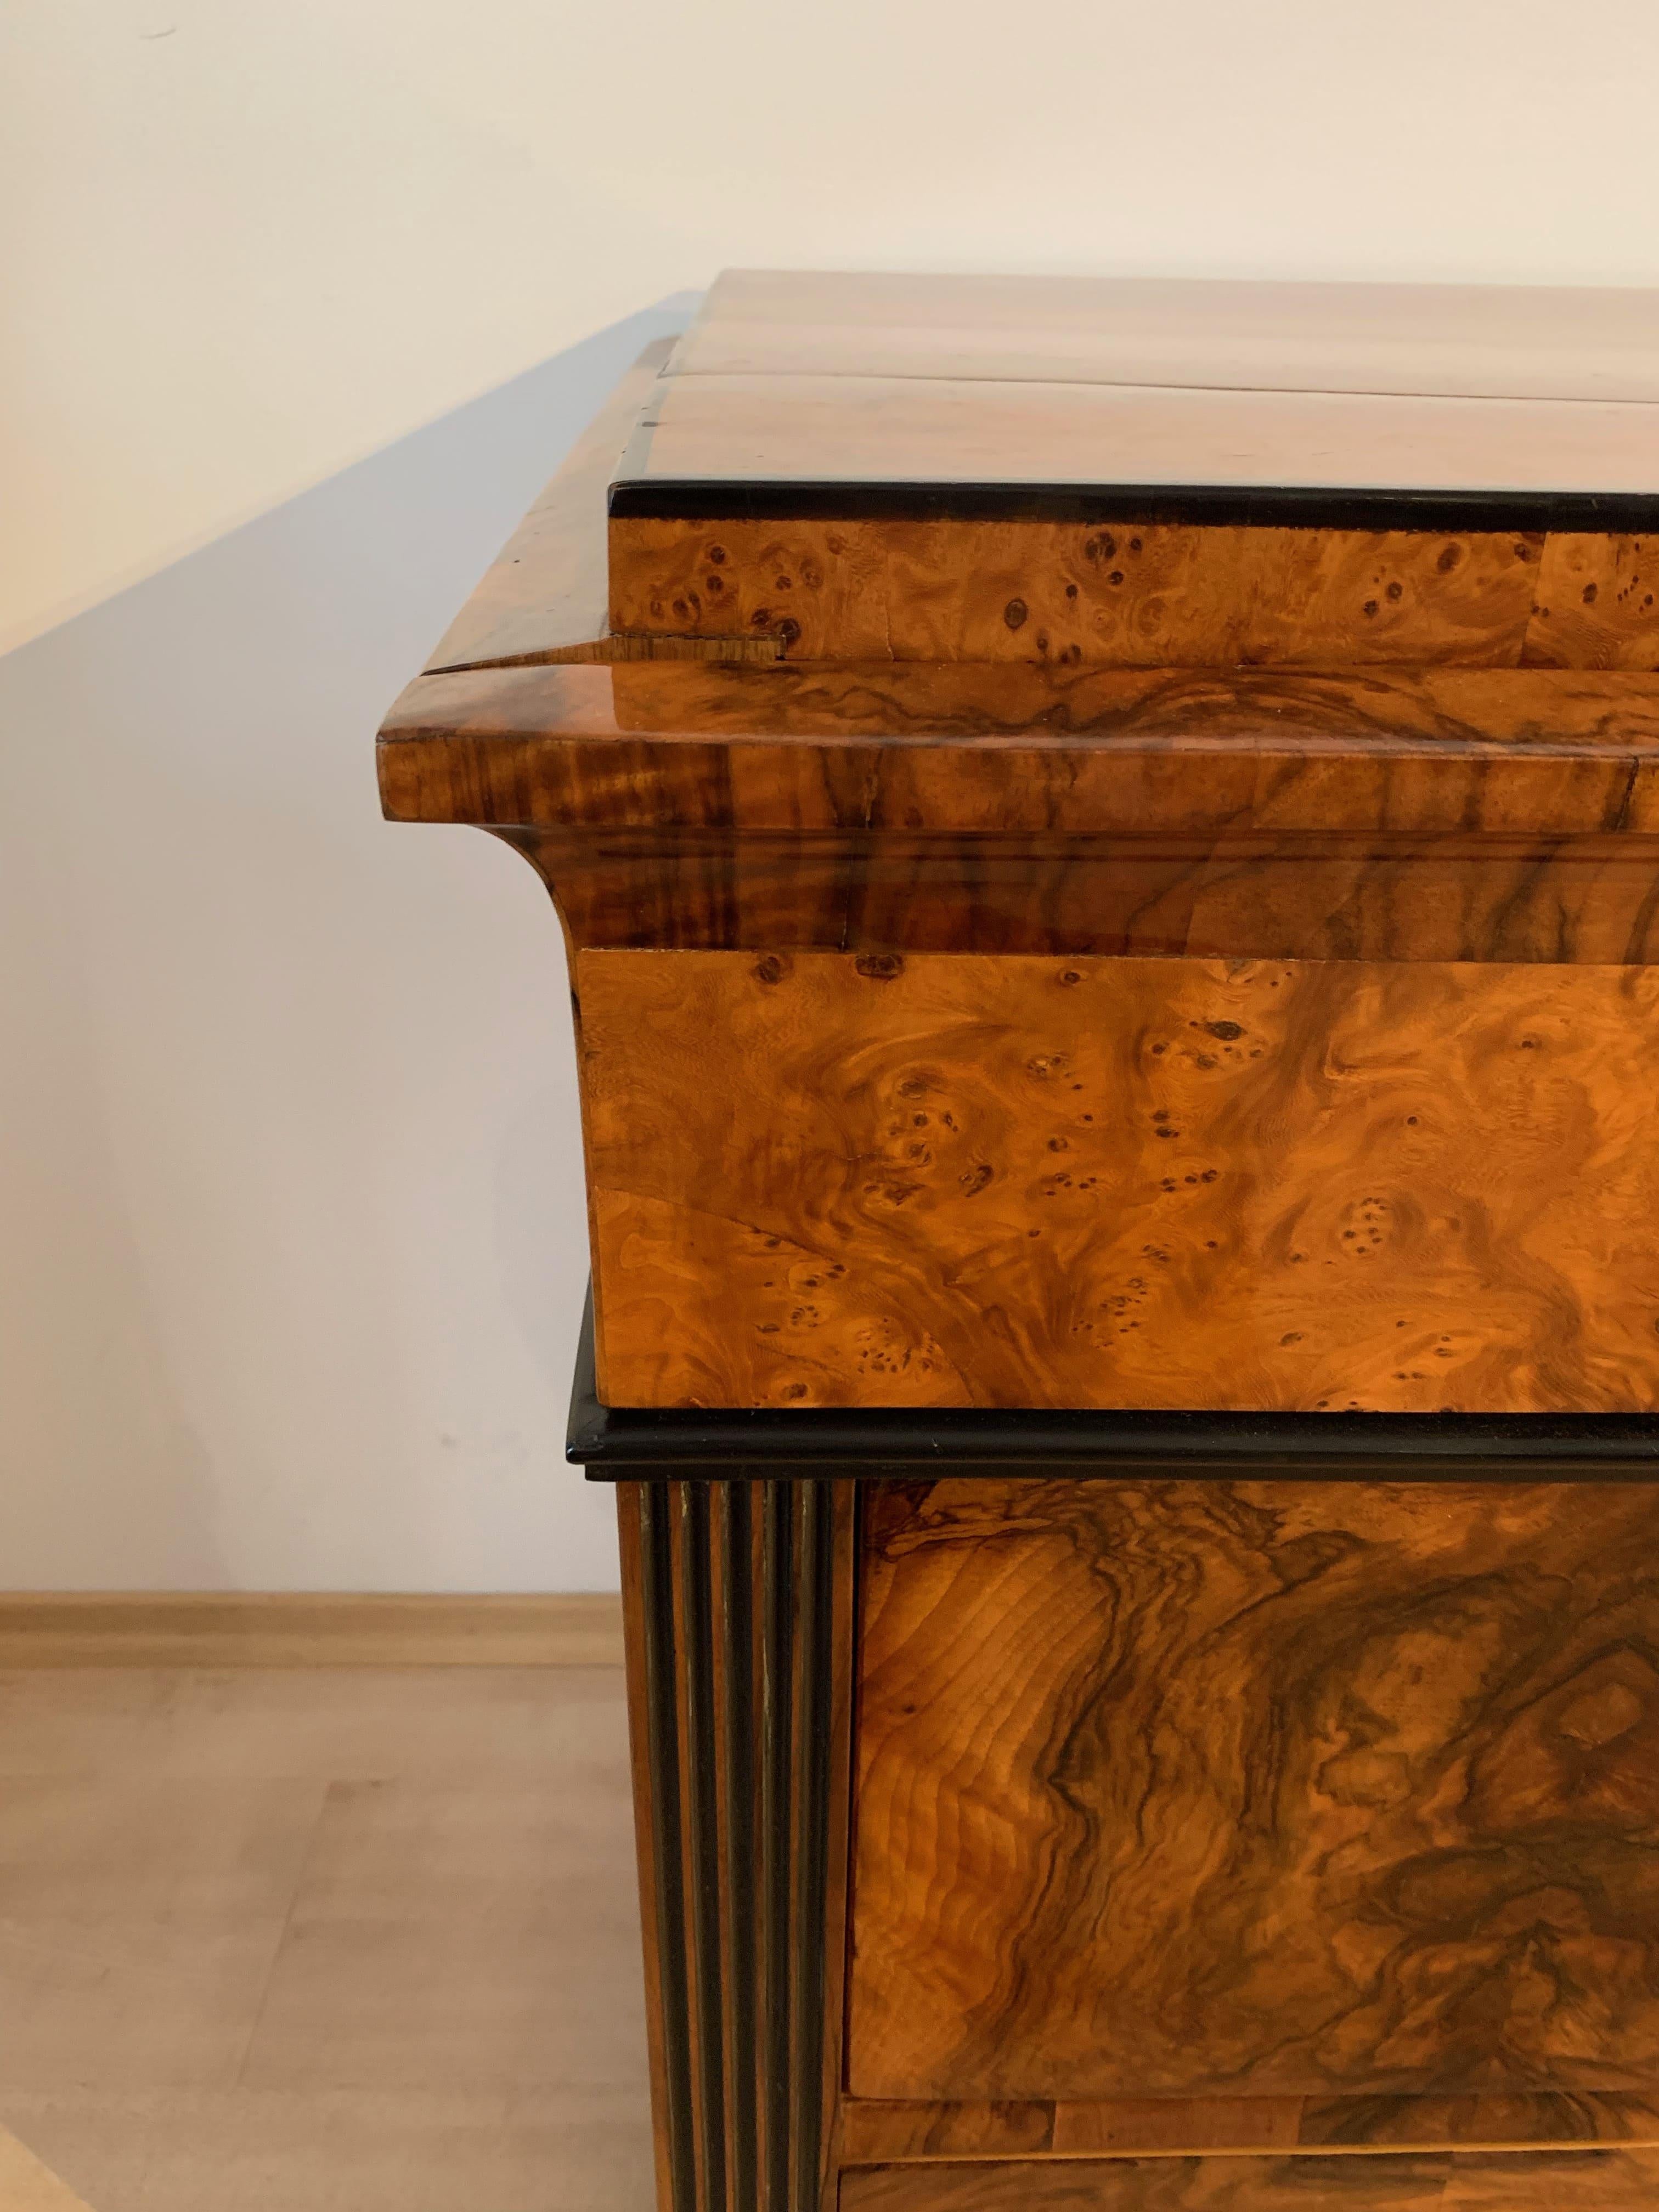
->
{"left": 575, "top": 948, "right": 1659, "bottom": 1411}
{"left": 676, "top": 271, "right": 1659, "bottom": 405}
{"left": 839, "top": 2091, "right": 1659, "bottom": 2163}
{"left": 850, "top": 1480, "right": 1659, "bottom": 2102}
{"left": 608, "top": 520, "right": 1547, "bottom": 668}
{"left": 610, "top": 517, "right": 895, "bottom": 661}
{"left": 418, "top": 341, "right": 777, "bottom": 675}
{"left": 618, "top": 1478, "right": 855, "bottom": 2212}
{"left": 379, "top": 659, "right": 1659, "bottom": 966}
{"left": 1523, "top": 535, "right": 1659, "bottom": 670}
{"left": 1291, "top": 2095, "right": 1659, "bottom": 2153}
{"left": 837, "top": 2148, "right": 1659, "bottom": 2210}
{"left": 623, "top": 373, "right": 1659, "bottom": 500}
{"left": 840, "top": 2103, "right": 1058, "bottom": 2162}
{"left": 422, "top": 340, "right": 668, "bottom": 674}
{"left": 510, "top": 826, "right": 1659, "bottom": 968}
{"left": 1049, "top": 2104, "right": 1313, "bottom": 2159}
{"left": 379, "top": 294, "right": 1659, "bottom": 2212}
{"left": 379, "top": 659, "right": 1659, "bottom": 839}
{"left": 616, "top": 1484, "right": 678, "bottom": 2212}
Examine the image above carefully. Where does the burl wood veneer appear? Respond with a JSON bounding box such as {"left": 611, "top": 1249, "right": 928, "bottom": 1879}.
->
{"left": 852, "top": 1477, "right": 1659, "bottom": 2101}
{"left": 381, "top": 647, "right": 1659, "bottom": 1408}
{"left": 837, "top": 2150, "right": 1659, "bottom": 2209}
{"left": 383, "top": 272, "right": 1659, "bottom": 2212}
{"left": 608, "top": 517, "right": 1659, "bottom": 672}
{"left": 611, "top": 1466, "right": 1659, "bottom": 2212}
{"left": 575, "top": 949, "right": 1659, "bottom": 1412}
{"left": 381, "top": 266, "right": 1659, "bottom": 1417}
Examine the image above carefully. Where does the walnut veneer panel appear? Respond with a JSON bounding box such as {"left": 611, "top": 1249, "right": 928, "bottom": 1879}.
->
{"left": 380, "top": 659, "right": 1659, "bottom": 836}
{"left": 677, "top": 271, "right": 1659, "bottom": 405}
{"left": 608, "top": 521, "right": 1556, "bottom": 669}
{"left": 379, "top": 661, "right": 1659, "bottom": 963}
{"left": 524, "top": 828, "right": 1659, "bottom": 967}
{"left": 840, "top": 2104, "right": 1060, "bottom": 2161}
{"left": 849, "top": 1479, "right": 1659, "bottom": 2103}
{"left": 838, "top": 2149, "right": 1659, "bottom": 2210}
{"left": 839, "top": 2092, "right": 1659, "bottom": 2161}
{"left": 575, "top": 949, "right": 1659, "bottom": 1411}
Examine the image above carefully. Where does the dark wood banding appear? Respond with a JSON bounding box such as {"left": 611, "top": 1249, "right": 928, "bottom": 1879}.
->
{"left": 636, "top": 1482, "right": 697, "bottom": 2212}
{"left": 618, "top": 1479, "right": 851, "bottom": 2211}
{"left": 837, "top": 2147, "right": 1659, "bottom": 2209}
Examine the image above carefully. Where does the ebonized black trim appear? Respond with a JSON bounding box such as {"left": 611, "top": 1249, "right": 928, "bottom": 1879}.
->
{"left": 633, "top": 1474, "right": 837, "bottom": 2212}
{"left": 678, "top": 1482, "right": 726, "bottom": 2212}
{"left": 789, "top": 1480, "right": 833, "bottom": 2212}
{"left": 609, "top": 477, "right": 1659, "bottom": 535}
{"left": 720, "top": 1482, "right": 758, "bottom": 2212}
{"left": 758, "top": 1482, "right": 793, "bottom": 2212}
{"left": 569, "top": 1290, "right": 1659, "bottom": 1479}
{"left": 636, "top": 1482, "right": 696, "bottom": 2212}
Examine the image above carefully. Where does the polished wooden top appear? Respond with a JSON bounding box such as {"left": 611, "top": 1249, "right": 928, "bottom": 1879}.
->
{"left": 675, "top": 269, "right": 1659, "bottom": 403}
{"left": 619, "top": 270, "right": 1659, "bottom": 515}
{"left": 423, "top": 339, "right": 672, "bottom": 676}
{"left": 618, "top": 375, "right": 1659, "bottom": 511}
{"left": 419, "top": 274, "right": 1659, "bottom": 682}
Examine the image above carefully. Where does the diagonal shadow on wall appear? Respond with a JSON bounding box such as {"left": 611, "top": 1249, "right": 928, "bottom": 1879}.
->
{"left": 0, "top": 298, "right": 697, "bottom": 1592}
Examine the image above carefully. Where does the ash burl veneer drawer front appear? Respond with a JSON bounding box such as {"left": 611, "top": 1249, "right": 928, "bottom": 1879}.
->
{"left": 837, "top": 2149, "right": 1659, "bottom": 2210}
{"left": 847, "top": 1477, "right": 1659, "bottom": 2103}
{"left": 576, "top": 949, "right": 1659, "bottom": 1412}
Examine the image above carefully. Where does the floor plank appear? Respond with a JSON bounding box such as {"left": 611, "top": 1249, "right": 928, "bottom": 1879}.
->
{"left": 0, "top": 2089, "right": 654, "bottom": 2212}
{"left": 0, "top": 1913, "right": 293, "bottom": 2090}
{"left": 0, "top": 1778, "right": 326, "bottom": 1918}
{"left": 0, "top": 1666, "right": 628, "bottom": 1781}
{"left": 0, "top": 2124, "right": 95, "bottom": 2210}
{"left": 0, "top": 1665, "right": 651, "bottom": 2205}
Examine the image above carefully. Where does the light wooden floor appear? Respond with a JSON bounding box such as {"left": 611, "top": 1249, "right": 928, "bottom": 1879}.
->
{"left": 0, "top": 1665, "right": 655, "bottom": 2211}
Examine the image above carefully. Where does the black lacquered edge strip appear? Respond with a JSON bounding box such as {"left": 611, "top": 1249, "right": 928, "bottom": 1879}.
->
{"left": 568, "top": 1293, "right": 1659, "bottom": 1477}
{"left": 637, "top": 1485, "right": 698, "bottom": 2212}
{"left": 609, "top": 477, "right": 1659, "bottom": 533}
{"left": 678, "top": 1483, "right": 727, "bottom": 2212}
{"left": 789, "top": 1481, "right": 834, "bottom": 2212}
{"left": 760, "top": 1482, "right": 794, "bottom": 2212}
{"left": 720, "top": 1484, "right": 758, "bottom": 2212}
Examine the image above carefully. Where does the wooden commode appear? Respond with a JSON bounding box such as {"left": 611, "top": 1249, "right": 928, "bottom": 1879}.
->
{"left": 380, "top": 270, "right": 1659, "bottom": 2210}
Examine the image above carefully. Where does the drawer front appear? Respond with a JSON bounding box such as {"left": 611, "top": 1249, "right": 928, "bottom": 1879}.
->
{"left": 578, "top": 948, "right": 1659, "bottom": 1413}
{"left": 848, "top": 1478, "right": 1659, "bottom": 2101}
{"left": 838, "top": 2148, "right": 1659, "bottom": 2210}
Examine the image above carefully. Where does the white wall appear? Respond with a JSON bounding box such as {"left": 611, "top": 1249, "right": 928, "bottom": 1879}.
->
{"left": 10, "top": 0, "right": 1659, "bottom": 654}
{"left": 0, "top": 306, "right": 691, "bottom": 1590}
{"left": 5, "top": 2, "right": 1659, "bottom": 1587}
